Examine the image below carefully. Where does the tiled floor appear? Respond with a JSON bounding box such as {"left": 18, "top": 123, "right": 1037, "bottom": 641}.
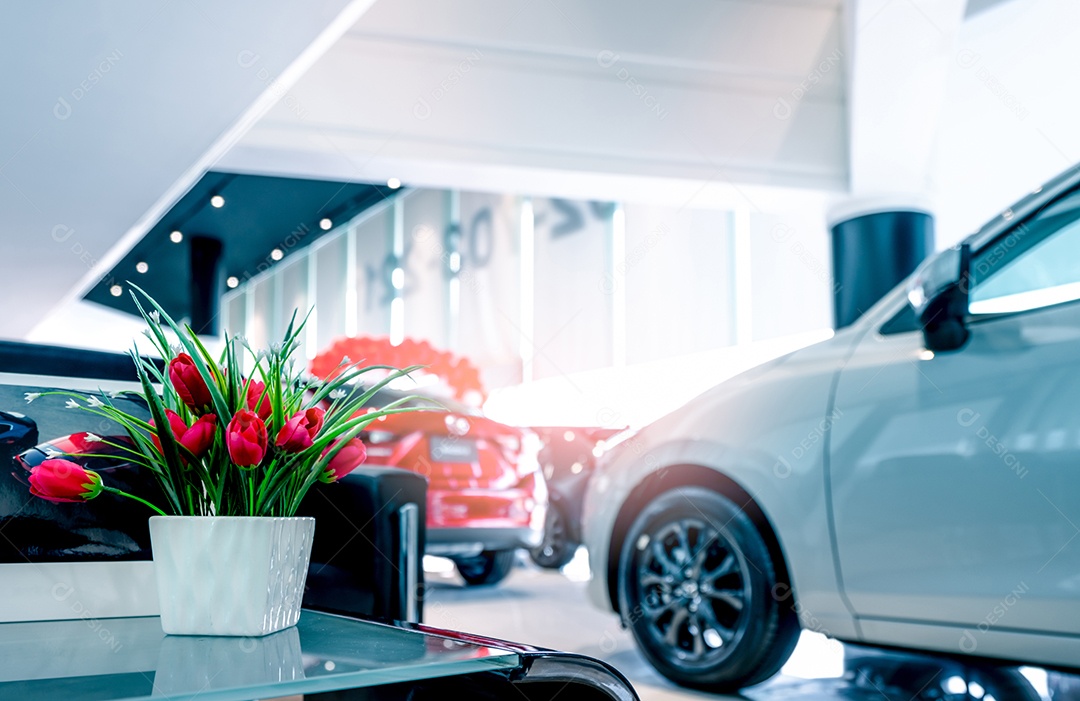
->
{"left": 422, "top": 551, "right": 1074, "bottom": 701}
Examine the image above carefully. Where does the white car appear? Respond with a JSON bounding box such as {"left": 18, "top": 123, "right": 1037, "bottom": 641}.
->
{"left": 583, "top": 164, "right": 1080, "bottom": 691}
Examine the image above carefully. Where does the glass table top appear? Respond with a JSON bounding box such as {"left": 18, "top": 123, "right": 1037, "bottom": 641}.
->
{"left": 0, "top": 610, "right": 520, "bottom": 700}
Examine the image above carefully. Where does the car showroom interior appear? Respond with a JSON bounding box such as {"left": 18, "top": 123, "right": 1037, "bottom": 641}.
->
{"left": 3, "top": 1, "right": 1080, "bottom": 700}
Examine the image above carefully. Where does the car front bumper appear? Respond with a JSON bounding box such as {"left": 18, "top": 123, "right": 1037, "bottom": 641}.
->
{"left": 426, "top": 526, "right": 543, "bottom": 557}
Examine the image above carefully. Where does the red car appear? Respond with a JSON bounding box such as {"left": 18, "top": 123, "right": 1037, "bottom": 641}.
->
{"left": 356, "top": 388, "right": 547, "bottom": 586}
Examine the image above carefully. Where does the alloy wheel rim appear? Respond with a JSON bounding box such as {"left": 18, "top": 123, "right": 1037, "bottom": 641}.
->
{"left": 635, "top": 517, "right": 751, "bottom": 667}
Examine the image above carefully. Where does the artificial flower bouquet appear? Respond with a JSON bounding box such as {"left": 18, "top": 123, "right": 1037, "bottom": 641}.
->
{"left": 26, "top": 287, "right": 424, "bottom": 517}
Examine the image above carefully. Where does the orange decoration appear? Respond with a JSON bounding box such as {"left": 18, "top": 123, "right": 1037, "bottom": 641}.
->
{"left": 310, "top": 337, "right": 487, "bottom": 405}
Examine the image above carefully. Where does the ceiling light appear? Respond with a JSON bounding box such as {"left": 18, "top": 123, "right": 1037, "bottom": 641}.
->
{"left": 170, "top": 230, "right": 183, "bottom": 243}
{"left": 210, "top": 195, "right": 225, "bottom": 208}
{"left": 270, "top": 248, "right": 284, "bottom": 261}
{"left": 319, "top": 218, "right": 332, "bottom": 230}
{"left": 135, "top": 261, "right": 148, "bottom": 274}
{"left": 109, "top": 284, "right": 123, "bottom": 297}
{"left": 226, "top": 276, "right": 239, "bottom": 289}
{"left": 387, "top": 178, "right": 401, "bottom": 189}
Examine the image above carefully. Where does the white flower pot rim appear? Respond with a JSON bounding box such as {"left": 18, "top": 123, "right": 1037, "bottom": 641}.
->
{"left": 150, "top": 515, "right": 315, "bottom": 521}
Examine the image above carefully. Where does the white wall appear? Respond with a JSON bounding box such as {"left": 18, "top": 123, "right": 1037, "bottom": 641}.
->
{"left": 5, "top": 0, "right": 373, "bottom": 339}
{"left": 749, "top": 207, "right": 835, "bottom": 339}
{"left": 932, "top": 0, "right": 1080, "bottom": 248}
{"left": 623, "top": 205, "right": 736, "bottom": 363}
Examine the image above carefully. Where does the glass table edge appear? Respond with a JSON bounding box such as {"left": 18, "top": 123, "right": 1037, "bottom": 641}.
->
{"left": 130, "top": 654, "right": 522, "bottom": 701}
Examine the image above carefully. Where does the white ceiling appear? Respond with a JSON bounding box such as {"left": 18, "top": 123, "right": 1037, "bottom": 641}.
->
{"left": 0, "top": 0, "right": 372, "bottom": 339}
{"left": 10, "top": 0, "right": 1080, "bottom": 346}
{"left": 221, "top": 0, "right": 848, "bottom": 203}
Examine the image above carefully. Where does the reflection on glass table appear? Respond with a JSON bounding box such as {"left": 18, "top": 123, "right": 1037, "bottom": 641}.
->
{"left": 0, "top": 610, "right": 520, "bottom": 701}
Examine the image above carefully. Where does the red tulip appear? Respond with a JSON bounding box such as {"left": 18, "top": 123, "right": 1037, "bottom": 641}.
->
{"left": 29, "top": 459, "right": 103, "bottom": 503}
{"left": 246, "top": 379, "right": 272, "bottom": 421}
{"left": 150, "top": 409, "right": 189, "bottom": 455}
{"left": 226, "top": 409, "right": 268, "bottom": 467}
{"left": 275, "top": 407, "right": 325, "bottom": 453}
{"left": 151, "top": 410, "right": 217, "bottom": 461}
{"left": 319, "top": 438, "right": 366, "bottom": 483}
{"left": 169, "top": 353, "right": 212, "bottom": 410}
{"left": 182, "top": 414, "right": 218, "bottom": 457}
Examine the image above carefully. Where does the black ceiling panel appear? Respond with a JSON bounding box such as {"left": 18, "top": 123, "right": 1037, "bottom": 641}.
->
{"left": 85, "top": 171, "right": 397, "bottom": 322}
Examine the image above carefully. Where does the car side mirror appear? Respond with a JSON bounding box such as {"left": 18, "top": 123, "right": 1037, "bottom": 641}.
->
{"left": 919, "top": 243, "right": 971, "bottom": 353}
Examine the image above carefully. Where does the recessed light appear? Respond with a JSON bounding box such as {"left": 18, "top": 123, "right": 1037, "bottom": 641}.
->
{"left": 109, "top": 284, "right": 123, "bottom": 297}
{"left": 319, "top": 218, "right": 333, "bottom": 230}
{"left": 226, "top": 276, "right": 240, "bottom": 289}
{"left": 270, "top": 248, "right": 284, "bottom": 261}
{"left": 135, "top": 261, "right": 148, "bottom": 274}
{"left": 210, "top": 195, "right": 225, "bottom": 208}
{"left": 387, "top": 178, "right": 401, "bottom": 190}
{"left": 170, "top": 230, "right": 183, "bottom": 243}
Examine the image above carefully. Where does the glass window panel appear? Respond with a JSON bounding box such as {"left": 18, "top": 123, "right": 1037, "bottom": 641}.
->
{"left": 223, "top": 292, "right": 245, "bottom": 339}
{"left": 402, "top": 190, "right": 448, "bottom": 348}
{"left": 458, "top": 192, "right": 522, "bottom": 389}
{"left": 315, "top": 235, "right": 348, "bottom": 353}
{"left": 279, "top": 258, "right": 308, "bottom": 360}
{"left": 355, "top": 207, "right": 392, "bottom": 338}
{"left": 971, "top": 191, "right": 1080, "bottom": 314}
{"left": 248, "top": 281, "right": 272, "bottom": 351}
{"left": 531, "top": 198, "right": 613, "bottom": 379}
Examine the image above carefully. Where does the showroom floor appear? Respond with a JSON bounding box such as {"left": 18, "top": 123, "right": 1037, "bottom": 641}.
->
{"left": 422, "top": 551, "right": 1068, "bottom": 701}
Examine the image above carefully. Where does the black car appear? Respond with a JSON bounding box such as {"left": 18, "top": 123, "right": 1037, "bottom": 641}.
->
{"left": 528, "top": 426, "right": 621, "bottom": 569}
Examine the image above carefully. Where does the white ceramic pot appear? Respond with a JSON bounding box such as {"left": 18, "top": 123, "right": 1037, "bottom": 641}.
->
{"left": 149, "top": 516, "right": 315, "bottom": 636}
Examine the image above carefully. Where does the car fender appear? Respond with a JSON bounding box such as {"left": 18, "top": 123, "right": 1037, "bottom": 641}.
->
{"left": 584, "top": 332, "right": 865, "bottom": 641}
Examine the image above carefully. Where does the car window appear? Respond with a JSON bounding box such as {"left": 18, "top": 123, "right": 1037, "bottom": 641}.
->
{"left": 969, "top": 190, "right": 1080, "bottom": 315}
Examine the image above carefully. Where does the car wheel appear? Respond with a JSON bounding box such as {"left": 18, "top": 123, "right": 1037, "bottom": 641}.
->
{"left": 847, "top": 651, "right": 1042, "bottom": 701}
{"left": 618, "top": 486, "right": 799, "bottom": 691}
{"left": 454, "top": 549, "right": 516, "bottom": 586}
{"left": 529, "top": 502, "right": 577, "bottom": 569}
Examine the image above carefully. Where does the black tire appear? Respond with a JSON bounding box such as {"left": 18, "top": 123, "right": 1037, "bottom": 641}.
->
{"left": 966, "top": 668, "right": 1041, "bottom": 701}
{"left": 846, "top": 651, "right": 1041, "bottom": 701}
{"left": 618, "top": 486, "right": 799, "bottom": 692}
{"left": 453, "top": 549, "right": 516, "bottom": 586}
{"left": 529, "top": 502, "right": 578, "bottom": 569}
